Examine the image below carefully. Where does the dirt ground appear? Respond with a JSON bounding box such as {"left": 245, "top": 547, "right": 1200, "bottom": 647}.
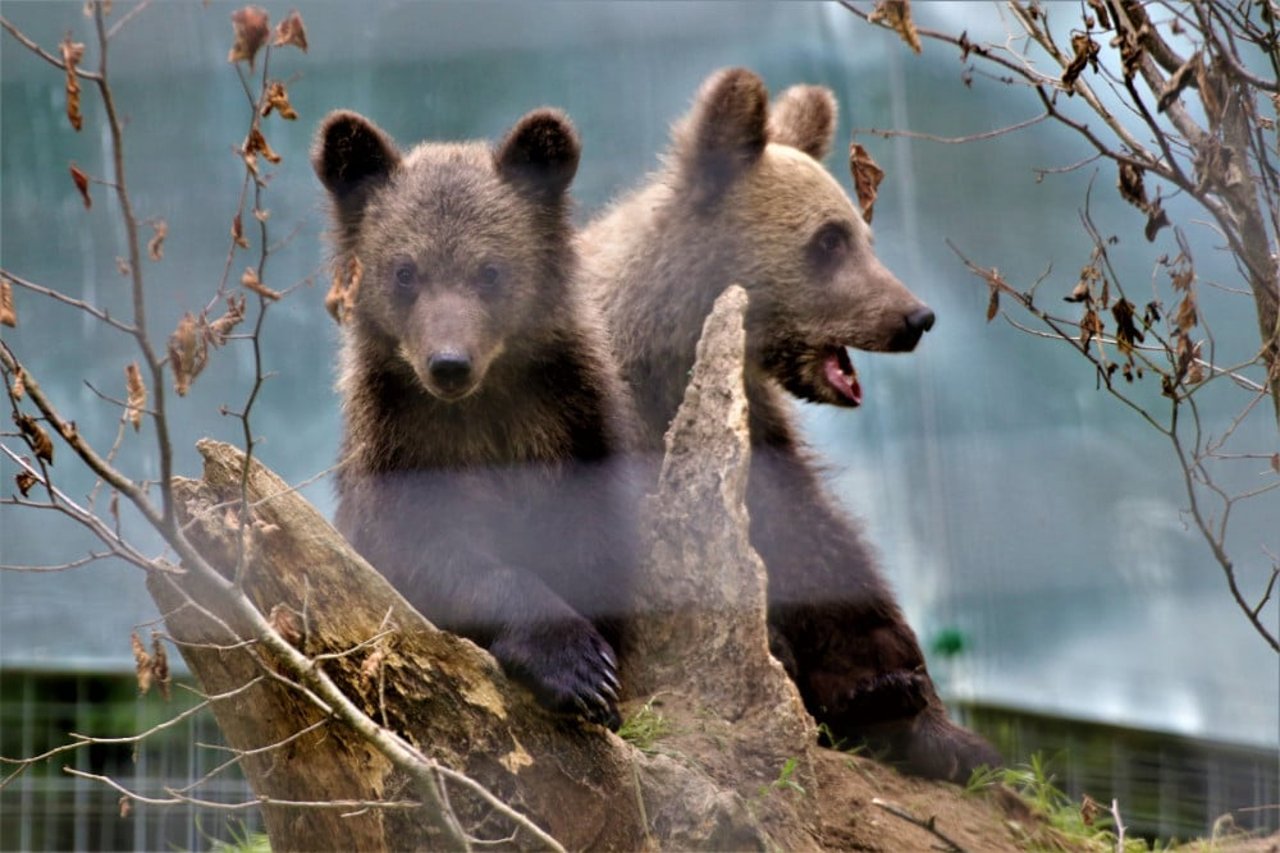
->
{"left": 809, "top": 749, "right": 1279, "bottom": 852}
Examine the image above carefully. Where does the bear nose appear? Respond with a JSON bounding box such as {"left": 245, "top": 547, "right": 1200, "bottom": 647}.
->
{"left": 428, "top": 352, "right": 473, "bottom": 393}
{"left": 906, "top": 306, "right": 936, "bottom": 334}
{"left": 889, "top": 306, "right": 936, "bottom": 352}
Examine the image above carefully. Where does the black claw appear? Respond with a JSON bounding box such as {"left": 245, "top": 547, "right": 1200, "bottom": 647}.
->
{"left": 599, "top": 681, "right": 618, "bottom": 702}
{"left": 602, "top": 669, "right": 621, "bottom": 691}
{"left": 585, "top": 688, "right": 611, "bottom": 713}
{"left": 599, "top": 646, "right": 617, "bottom": 669}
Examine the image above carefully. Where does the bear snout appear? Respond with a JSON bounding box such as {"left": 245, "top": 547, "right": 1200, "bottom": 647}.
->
{"left": 889, "top": 305, "right": 936, "bottom": 352}
{"left": 426, "top": 351, "right": 475, "bottom": 398}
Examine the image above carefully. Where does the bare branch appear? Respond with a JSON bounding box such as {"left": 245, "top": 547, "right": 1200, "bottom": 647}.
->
{"left": 0, "top": 16, "right": 103, "bottom": 81}
{"left": 1, "top": 268, "right": 137, "bottom": 334}
{"left": 854, "top": 111, "right": 1049, "bottom": 144}
{"left": 64, "top": 769, "right": 421, "bottom": 812}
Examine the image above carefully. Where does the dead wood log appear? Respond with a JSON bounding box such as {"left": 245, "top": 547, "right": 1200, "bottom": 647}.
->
{"left": 147, "top": 285, "right": 822, "bottom": 851}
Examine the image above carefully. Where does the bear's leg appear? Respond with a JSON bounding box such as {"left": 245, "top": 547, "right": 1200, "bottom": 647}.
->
{"left": 749, "top": 446, "right": 1000, "bottom": 782}
{"left": 341, "top": 472, "right": 623, "bottom": 730}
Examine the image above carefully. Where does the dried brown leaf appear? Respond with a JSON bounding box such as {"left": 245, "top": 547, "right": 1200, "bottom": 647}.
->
{"left": 264, "top": 84, "right": 296, "bottom": 119}
{"left": 1064, "top": 279, "right": 1092, "bottom": 303}
{"left": 1086, "top": 0, "right": 1110, "bottom": 29}
{"left": 231, "top": 213, "right": 250, "bottom": 249}
{"left": 118, "top": 797, "right": 132, "bottom": 819}
{"left": 1079, "top": 306, "right": 1104, "bottom": 347}
{"left": 206, "top": 294, "right": 247, "bottom": 346}
{"left": 253, "top": 208, "right": 269, "bottom": 222}
{"left": 147, "top": 220, "right": 167, "bottom": 261}
{"left": 241, "top": 267, "right": 281, "bottom": 301}
{"left": 262, "top": 80, "right": 298, "bottom": 120}
{"left": 848, "top": 143, "right": 885, "bottom": 225}
{"left": 131, "top": 631, "right": 153, "bottom": 695}
{"left": 1174, "top": 292, "right": 1198, "bottom": 332}
{"left": 167, "top": 312, "right": 207, "bottom": 396}
{"left": 1113, "top": 23, "right": 1148, "bottom": 80}
{"left": 124, "top": 362, "right": 145, "bottom": 432}
{"left": 69, "top": 163, "right": 92, "bottom": 209}
{"left": 1117, "top": 163, "right": 1147, "bottom": 210}
{"left": 15, "top": 414, "right": 54, "bottom": 465}
{"left": 1144, "top": 300, "right": 1162, "bottom": 326}
{"left": 15, "top": 470, "right": 38, "bottom": 497}
{"left": 60, "top": 38, "right": 85, "bottom": 132}
{"left": 1157, "top": 52, "right": 1201, "bottom": 113}
{"left": 244, "top": 127, "right": 282, "bottom": 165}
{"left": 11, "top": 368, "right": 25, "bottom": 399}
{"left": 868, "top": 0, "right": 921, "bottom": 54}
{"left": 228, "top": 6, "right": 270, "bottom": 68}
{"left": 272, "top": 9, "right": 308, "bottom": 52}
{"left": 985, "top": 285, "right": 999, "bottom": 323}
{"left": 325, "top": 254, "right": 363, "bottom": 325}
{"left": 1144, "top": 199, "right": 1170, "bottom": 242}
{"left": 1062, "top": 33, "right": 1100, "bottom": 90}
{"left": 0, "top": 279, "right": 16, "bottom": 327}
{"left": 1080, "top": 794, "right": 1100, "bottom": 828}
{"left": 151, "top": 632, "right": 171, "bottom": 701}
{"left": 1111, "top": 299, "right": 1144, "bottom": 356}
{"left": 1170, "top": 260, "right": 1194, "bottom": 292}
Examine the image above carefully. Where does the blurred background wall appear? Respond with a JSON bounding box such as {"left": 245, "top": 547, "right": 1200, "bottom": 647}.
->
{"left": 1, "top": 2, "right": 1276, "bottom": 847}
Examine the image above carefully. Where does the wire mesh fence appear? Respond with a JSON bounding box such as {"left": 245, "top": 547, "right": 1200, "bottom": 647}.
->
{"left": 1, "top": 670, "right": 261, "bottom": 852}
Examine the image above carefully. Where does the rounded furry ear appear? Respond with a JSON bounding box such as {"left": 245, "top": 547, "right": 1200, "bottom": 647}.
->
{"left": 312, "top": 110, "right": 401, "bottom": 205}
{"left": 767, "top": 85, "right": 837, "bottom": 161}
{"left": 494, "top": 108, "right": 581, "bottom": 201}
{"left": 313, "top": 111, "right": 400, "bottom": 244}
{"left": 673, "top": 67, "right": 769, "bottom": 207}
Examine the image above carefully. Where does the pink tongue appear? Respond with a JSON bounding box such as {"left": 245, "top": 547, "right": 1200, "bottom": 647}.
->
{"left": 823, "top": 353, "right": 862, "bottom": 406}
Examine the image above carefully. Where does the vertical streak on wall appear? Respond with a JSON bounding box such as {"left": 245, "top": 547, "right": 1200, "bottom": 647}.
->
{"left": 883, "top": 36, "right": 973, "bottom": 695}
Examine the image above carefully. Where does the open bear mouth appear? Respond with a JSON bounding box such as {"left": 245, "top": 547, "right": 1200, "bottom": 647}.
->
{"left": 821, "top": 346, "right": 862, "bottom": 407}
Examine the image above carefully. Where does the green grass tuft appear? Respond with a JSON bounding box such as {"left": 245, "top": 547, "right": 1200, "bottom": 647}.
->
{"left": 618, "top": 697, "right": 673, "bottom": 754}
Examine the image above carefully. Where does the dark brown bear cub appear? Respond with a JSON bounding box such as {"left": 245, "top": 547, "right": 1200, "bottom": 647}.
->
{"left": 314, "top": 108, "right": 634, "bottom": 729}
{"left": 582, "top": 68, "right": 1000, "bottom": 779}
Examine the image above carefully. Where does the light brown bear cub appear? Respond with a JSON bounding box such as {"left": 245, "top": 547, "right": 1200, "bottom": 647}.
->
{"left": 314, "top": 108, "right": 635, "bottom": 729}
{"left": 582, "top": 68, "right": 1000, "bottom": 780}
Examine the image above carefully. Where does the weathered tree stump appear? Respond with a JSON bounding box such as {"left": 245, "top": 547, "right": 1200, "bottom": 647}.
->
{"left": 149, "top": 286, "right": 823, "bottom": 851}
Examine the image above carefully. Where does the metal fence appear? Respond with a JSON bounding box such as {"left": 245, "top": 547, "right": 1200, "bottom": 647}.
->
{"left": 2, "top": 669, "right": 1276, "bottom": 850}
{"left": 958, "top": 702, "right": 1280, "bottom": 842}
{"left": 0, "top": 670, "right": 261, "bottom": 852}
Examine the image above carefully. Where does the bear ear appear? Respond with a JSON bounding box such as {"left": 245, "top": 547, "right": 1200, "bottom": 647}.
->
{"left": 767, "top": 85, "right": 837, "bottom": 161}
{"left": 673, "top": 67, "right": 769, "bottom": 207}
{"left": 312, "top": 110, "right": 401, "bottom": 215}
{"left": 494, "top": 108, "right": 581, "bottom": 202}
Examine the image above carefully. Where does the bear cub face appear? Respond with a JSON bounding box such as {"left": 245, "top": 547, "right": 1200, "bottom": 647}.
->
{"left": 315, "top": 109, "right": 580, "bottom": 402}
{"left": 675, "top": 69, "right": 936, "bottom": 409}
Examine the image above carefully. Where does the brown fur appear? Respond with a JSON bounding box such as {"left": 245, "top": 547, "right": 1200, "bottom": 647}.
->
{"left": 315, "top": 109, "right": 636, "bottom": 729}
{"left": 582, "top": 68, "right": 999, "bottom": 780}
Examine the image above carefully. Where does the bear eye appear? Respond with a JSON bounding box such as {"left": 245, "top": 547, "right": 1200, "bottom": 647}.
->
{"left": 392, "top": 259, "right": 417, "bottom": 292}
{"left": 808, "top": 220, "right": 849, "bottom": 267}
{"left": 477, "top": 262, "right": 504, "bottom": 294}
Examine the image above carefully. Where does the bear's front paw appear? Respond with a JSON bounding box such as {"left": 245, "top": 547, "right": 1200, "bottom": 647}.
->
{"left": 841, "top": 668, "right": 930, "bottom": 723}
{"left": 490, "top": 619, "right": 621, "bottom": 731}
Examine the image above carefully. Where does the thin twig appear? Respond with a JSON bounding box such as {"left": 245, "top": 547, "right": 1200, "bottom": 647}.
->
{"left": 871, "top": 798, "right": 968, "bottom": 853}
{"left": 0, "top": 16, "right": 103, "bottom": 80}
